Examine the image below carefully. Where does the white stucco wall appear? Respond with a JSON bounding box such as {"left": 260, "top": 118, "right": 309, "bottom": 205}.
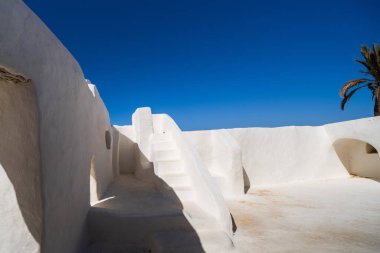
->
{"left": 227, "top": 118, "right": 377, "bottom": 187}
{"left": 189, "top": 117, "right": 379, "bottom": 188}
{"left": 184, "top": 130, "right": 244, "bottom": 197}
{"left": 113, "top": 125, "right": 138, "bottom": 175}
{"left": 185, "top": 125, "right": 357, "bottom": 188}
{"left": 227, "top": 126, "right": 349, "bottom": 186}
{"left": 0, "top": 1, "right": 114, "bottom": 252}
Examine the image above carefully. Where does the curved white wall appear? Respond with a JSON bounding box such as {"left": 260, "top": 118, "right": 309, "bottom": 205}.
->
{"left": 0, "top": 1, "right": 114, "bottom": 252}
{"left": 333, "top": 139, "right": 380, "bottom": 179}
{"left": 326, "top": 117, "right": 380, "bottom": 179}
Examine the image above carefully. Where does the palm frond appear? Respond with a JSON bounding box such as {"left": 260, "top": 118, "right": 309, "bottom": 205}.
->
{"left": 373, "top": 43, "right": 380, "bottom": 67}
{"left": 341, "top": 85, "right": 367, "bottom": 110}
{"left": 368, "top": 82, "right": 376, "bottom": 92}
{"left": 361, "top": 45, "right": 370, "bottom": 60}
{"left": 339, "top": 78, "right": 368, "bottom": 98}
{"left": 355, "top": 59, "right": 370, "bottom": 71}
{"left": 369, "top": 48, "right": 380, "bottom": 80}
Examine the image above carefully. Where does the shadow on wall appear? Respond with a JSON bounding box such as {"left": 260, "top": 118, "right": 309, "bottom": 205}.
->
{"left": 113, "top": 127, "right": 154, "bottom": 178}
{"left": 118, "top": 133, "right": 138, "bottom": 174}
{"left": 90, "top": 130, "right": 116, "bottom": 205}
{"left": 0, "top": 72, "right": 42, "bottom": 250}
{"left": 333, "top": 138, "right": 380, "bottom": 179}
{"left": 87, "top": 141, "right": 206, "bottom": 252}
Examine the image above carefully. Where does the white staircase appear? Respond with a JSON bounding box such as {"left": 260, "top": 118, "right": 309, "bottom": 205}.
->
{"left": 149, "top": 114, "right": 234, "bottom": 252}
{"left": 152, "top": 132, "right": 196, "bottom": 203}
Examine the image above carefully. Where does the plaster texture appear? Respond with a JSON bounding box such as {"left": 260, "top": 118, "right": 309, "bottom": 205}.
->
{"left": 0, "top": 1, "right": 114, "bottom": 252}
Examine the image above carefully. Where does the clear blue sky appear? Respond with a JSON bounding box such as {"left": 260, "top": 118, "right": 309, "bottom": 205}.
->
{"left": 24, "top": 0, "right": 380, "bottom": 130}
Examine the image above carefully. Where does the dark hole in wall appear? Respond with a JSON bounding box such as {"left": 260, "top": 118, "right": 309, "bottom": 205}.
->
{"left": 243, "top": 167, "right": 251, "bottom": 193}
{"left": 366, "top": 143, "right": 378, "bottom": 154}
{"left": 105, "top": 130, "right": 111, "bottom": 149}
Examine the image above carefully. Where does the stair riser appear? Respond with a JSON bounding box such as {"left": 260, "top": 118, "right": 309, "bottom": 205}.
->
{"left": 154, "top": 150, "right": 180, "bottom": 161}
{"left": 153, "top": 141, "right": 176, "bottom": 151}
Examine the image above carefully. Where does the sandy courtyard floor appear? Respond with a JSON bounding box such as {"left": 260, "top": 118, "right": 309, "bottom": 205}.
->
{"left": 228, "top": 177, "right": 380, "bottom": 253}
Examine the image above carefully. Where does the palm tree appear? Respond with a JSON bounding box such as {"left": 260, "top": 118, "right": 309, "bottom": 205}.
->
{"left": 340, "top": 43, "right": 380, "bottom": 116}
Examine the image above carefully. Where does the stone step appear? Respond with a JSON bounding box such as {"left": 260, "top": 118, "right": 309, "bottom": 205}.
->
{"left": 172, "top": 186, "right": 195, "bottom": 202}
{"left": 154, "top": 160, "right": 184, "bottom": 174}
{"left": 149, "top": 230, "right": 234, "bottom": 253}
{"left": 154, "top": 149, "right": 180, "bottom": 162}
{"left": 159, "top": 172, "right": 189, "bottom": 188}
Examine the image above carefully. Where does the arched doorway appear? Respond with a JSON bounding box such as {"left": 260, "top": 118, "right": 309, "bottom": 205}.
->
{"left": 333, "top": 138, "right": 380, "bottom": 179}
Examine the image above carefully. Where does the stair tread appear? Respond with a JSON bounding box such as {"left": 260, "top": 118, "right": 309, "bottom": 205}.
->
{"left": 154, "top": 149, "right": 179, "bottom": 154}
{"left": 172, "top": 185, "right": 193, "bottom": 191}
{"left": 159, "top": 172, "right": 187, "bottom": 178}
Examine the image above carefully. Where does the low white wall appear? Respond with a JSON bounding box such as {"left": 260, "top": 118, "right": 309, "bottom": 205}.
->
{"left": 0, "top": 1, "right": 114, "bottom": 252}
{"left": 227, "top": 126, "right": 349, "bottom": 186}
